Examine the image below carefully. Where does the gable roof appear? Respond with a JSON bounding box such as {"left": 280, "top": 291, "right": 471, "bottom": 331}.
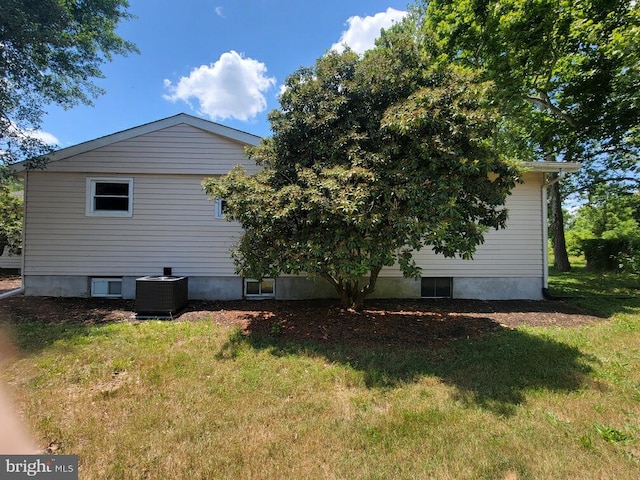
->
{"left": 12, "top": 113, "right": 262, "bottom": 172}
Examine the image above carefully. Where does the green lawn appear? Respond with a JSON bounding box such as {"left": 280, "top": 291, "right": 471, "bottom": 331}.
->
{"left": 1, "top": 267, "right": 640, "bottom": 479}
{"left": 548, "top": 257, "right": 640, "bottom": 318}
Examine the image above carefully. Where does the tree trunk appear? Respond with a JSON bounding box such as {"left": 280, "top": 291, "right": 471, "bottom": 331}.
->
{"left": 326, "top": 267, "right": 382, "bottom": 311}
{"left": 549, "top": 178, "right": 571, "bottom": 272}
{"left": 338, "top": 282, "right": 366, "bottom": 311}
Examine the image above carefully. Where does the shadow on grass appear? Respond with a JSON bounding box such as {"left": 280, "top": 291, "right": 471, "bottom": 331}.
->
{"left": 1, "top": 294, "right": 600, "bottom": 416}
{"left": 218, "top": 311, "right": 595, "bottom": 416}
{"left": 1, "top": 321, "right": 113, "bottom": 356}
{"left": 0, "top": 297, "right": 134, "bottom": 355}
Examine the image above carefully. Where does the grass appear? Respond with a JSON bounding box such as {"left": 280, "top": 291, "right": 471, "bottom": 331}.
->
{"left": 548, "top": 256, "right": 640, "bottom": 318}
{"left": 1, "top": 264, "right": 640, "bottom": 479}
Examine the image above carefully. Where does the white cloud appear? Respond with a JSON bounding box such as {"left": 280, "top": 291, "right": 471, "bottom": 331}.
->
{"left": 6, "top": 122, "right": 59, "bottom": 146}
{"left": 331, "top": 8, "right": 408, "bottom": 55}
{"left": 28, "top": 129, "right": 59, "bottom": 146}
{"left": 163, "top": 51, "right": 276, "bottom": 121}
{"left": 215, "top": 6, "right": 225, "bottom": 18}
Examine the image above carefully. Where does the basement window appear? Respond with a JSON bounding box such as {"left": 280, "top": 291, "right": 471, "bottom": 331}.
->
{"left": 86, "top": 178, "right": 133, "bottom": 217}
{"left": 244, "top": 278, "right": 275, "bottom": 298}
{"left": 421, "top": 277, "right": 452, "bottom": 298}
{"left": 91, "top": 278, "right": 123, "bottom": 298}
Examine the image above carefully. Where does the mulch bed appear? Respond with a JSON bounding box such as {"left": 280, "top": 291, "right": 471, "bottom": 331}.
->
{"left": 0, "top": 273, "right": 604, "bottom": 348}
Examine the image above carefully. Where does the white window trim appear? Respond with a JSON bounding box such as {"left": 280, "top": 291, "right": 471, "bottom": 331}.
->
{"left": 214, "top": 197, "right": 225, "bottom": 219}
{"left": 86, "top": 177, "right": 134, "bottom": 217}
{"left": 91, "top": 277, "right": 123, "bottom": 298}
{"left": 244, "top": 278, "right": 275, "bottom": 298}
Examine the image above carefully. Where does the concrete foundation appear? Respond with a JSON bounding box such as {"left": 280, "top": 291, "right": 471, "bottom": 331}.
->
{"left": 275, "top": 277, "right": 335, "bottom": 300}
{"left": 187, "top": 276, "right": 242, "bottom": 300}
{"left": 453, "top": 277, "right": 544, "bottom": 300}
{"left": 24, "top": 275, "right": 91, "bottom": 297}
{"left": 23, "top": 275, "right": 544, "bottom": 301}
{"left": 24, "top": 275, "right": 244, "bottom": 300}
{"left": 369, "top": 277, "right": 421, "bottom": 299}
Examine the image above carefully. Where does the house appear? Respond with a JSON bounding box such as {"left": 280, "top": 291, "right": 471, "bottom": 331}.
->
{"left": 14, "top": 113, "right": 579, "bottom": 301}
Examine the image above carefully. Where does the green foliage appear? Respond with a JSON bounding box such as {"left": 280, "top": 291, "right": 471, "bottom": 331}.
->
{"left": 565, "top": 188, "right": 640, "bottom": 271}
{"left": 424, "top": 0, "right": 640, "bottom": 161}
{"left": 204, "top": 24, "right": 520, "bottom": 309}
{"left": 0, "top": 180, "right": 23, "bottom": 255}
{"left": 594, "top": 423, "right": 632, "bottom": 443}
{"left": 423, "top": 0, "right": 640, "bottom": 269}
{"left": 0, "top": 0, "right": 138, "bottom": 168}
{"left": 581, "top": 238, "right": 639, "bottom": 272}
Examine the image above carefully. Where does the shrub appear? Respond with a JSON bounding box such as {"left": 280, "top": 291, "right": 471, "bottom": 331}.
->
{"left": 582, "top": 237, "right": 640, "bottom": 272}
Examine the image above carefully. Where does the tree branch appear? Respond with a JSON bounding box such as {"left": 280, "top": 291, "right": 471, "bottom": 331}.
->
{"left": 523, "top": 90, "right": 579, "bottom": 129}
{"left": 320, "top": 272, "right": 340, "bottom": 290}
{"left": 567, "top": 176, "right": 640, "bottom": 195}
{"left": 362, "top": 265, "right": 382, "bottom": 296}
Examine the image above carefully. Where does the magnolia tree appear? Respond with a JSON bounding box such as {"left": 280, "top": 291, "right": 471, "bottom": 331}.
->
{"left": 204, "top": 25, "right": 520, "bottom": 309}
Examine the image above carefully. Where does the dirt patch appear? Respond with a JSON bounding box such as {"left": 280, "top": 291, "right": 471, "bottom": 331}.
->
{"left": 0, "top": 275, "right": 604, "bottom": 348}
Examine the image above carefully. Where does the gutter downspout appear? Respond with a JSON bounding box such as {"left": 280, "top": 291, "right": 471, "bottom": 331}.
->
{"left": 541, "top": 171, "right": 566, "bottom": 299}
{"left": 0, "top": 287, "right": 23, "bottom": 300}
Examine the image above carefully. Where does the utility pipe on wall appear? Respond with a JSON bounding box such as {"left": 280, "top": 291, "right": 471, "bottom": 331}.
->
{"left": 541, "top": 170, "right": 566, "bottom": 298}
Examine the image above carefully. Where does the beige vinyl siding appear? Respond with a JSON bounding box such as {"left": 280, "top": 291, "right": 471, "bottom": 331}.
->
{"left": 381, "top": 172, "right": 544, "bottom": 278}
{"left": 43, "top": 124, "right": 258, "bottom": 175}
{"left": 24, "top": 172, "right": 242, "bottom": 276}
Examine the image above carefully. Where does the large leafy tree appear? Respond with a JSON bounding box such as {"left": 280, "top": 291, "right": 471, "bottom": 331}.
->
{"left": 0, "top": 0, "right": 137, "bottom": 169}
{"left": 423, "top": 0, "right": 640, "bottom": 271}
{"left": 204, "top": 25, "right": 519, "bottom": 309}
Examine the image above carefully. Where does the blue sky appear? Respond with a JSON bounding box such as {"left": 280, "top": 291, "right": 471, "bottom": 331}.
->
{"left": 39, "top": 1, "right": 410, "bottom": 148}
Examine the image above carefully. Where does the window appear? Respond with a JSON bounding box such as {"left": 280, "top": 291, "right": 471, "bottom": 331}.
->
{"left": 214, "top": 197, "right": 226, "bottom": 219}
{"left": 87, "top": 178, "right": 133, "bottom": 216}
{"left": 421, "top": 277, "right": 452, "bottom": 298}
{"left": 91, "top": 278, "right": 123, "bottom": 298}
{"left": 244, "top": 278, "right": 275, "bottom": 298}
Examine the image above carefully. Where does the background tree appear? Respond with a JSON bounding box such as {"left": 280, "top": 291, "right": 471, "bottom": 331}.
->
{"left": 422, "top": 0, "right": 640, "bottom": 271}
{"left": 0, "top": 178, "right": 22, "bottom": 255}
{"left": 205, "top": 25, "right": 519, "bottom": 309}
{"left": 0, "top": 0, "right": 137, "bottom": 170}
{"left": 569, "top": 188, "right": 639, "bottom": 241}
{"left": 565, "top": 186, "right": 640, "bottom": 270}
{"left": 0, "top": 0, "right": 136, "bottom": 253}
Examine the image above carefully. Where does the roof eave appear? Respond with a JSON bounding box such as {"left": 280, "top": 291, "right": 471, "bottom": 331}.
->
{"left": 521, "top": 161, "right": 581, "bottom": 173}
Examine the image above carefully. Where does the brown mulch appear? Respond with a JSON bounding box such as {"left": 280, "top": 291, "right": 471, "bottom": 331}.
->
{"left": 0, "top": 275, "right": 604, "bottom": 348}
